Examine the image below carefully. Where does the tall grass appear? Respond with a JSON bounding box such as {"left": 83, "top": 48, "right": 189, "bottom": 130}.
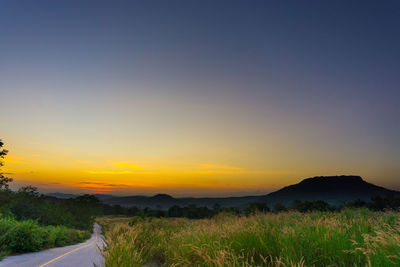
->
{"left": 0, "top": 217, "right": 90, "bottom": 259}
{"left": 99, "top": 209, "right": 400, "bottom": 266}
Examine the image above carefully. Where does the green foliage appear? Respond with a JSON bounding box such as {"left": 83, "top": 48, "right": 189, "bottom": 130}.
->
{"left": 7, "top": 189, "right": 101, "bottom": 231}
{"left": 0, "top": 217, "right": 90, "bottom": 258}
{"left": 0, "top": 139, "right": 12, "bottom": 190}
{"left": 0, "top": 139, "right": 102, "bottom": 231}
{"left": 272, "top": 202, "right": 287, "bottom": 212}
{"left": 0, "top": 139, "right": 94, "bottom": 259}
{"left": 291, "top": 200, "right": 334, "bottom": 212}
{"left": 245, "top": 202, "right": 270, "bottom": 215}
{"left": 68, "top": 195, "right": 103, "bottom": 230}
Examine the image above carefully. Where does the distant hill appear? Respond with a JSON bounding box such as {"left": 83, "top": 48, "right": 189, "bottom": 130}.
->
{"left": 45, "top": 192, "right": 115, "bottom": 201}
{"left": 46, "top": 192, "right": 79, "bottom": 199}
{"left": 103, "top": 194, "right": 182, "bottom": 209}
{"left": 102, "top": 194, "right": 263, "bottom": 209}
{"left": 46, "top": 176, "right": 400, "bottom": 209}
{"left": 261, "top": 175, "right": 400, "bottom": 206}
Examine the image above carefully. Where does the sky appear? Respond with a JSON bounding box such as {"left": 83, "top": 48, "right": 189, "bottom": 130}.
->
{"left": 1, "top": 0, "right": 399, "bottom": 197}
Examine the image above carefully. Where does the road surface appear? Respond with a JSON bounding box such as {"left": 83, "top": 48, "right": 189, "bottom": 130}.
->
{"left": 0, "top": 223, "right": 105, "bottom": 267}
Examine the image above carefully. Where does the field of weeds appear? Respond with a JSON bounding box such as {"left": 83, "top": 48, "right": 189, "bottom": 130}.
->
{"left": 98, "top": 209, "right": 400, "bottom": 267}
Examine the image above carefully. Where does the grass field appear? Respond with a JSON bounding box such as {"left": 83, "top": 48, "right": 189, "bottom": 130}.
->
{"left": 98, "top": 209, "right": 400, "bottom": 267}
{"left": 0, "top": 217, "right": 90, "bottom": 259}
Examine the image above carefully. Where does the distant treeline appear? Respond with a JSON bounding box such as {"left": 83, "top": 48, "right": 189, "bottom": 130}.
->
{"left": 0, "top": 189, "right": 94, "bottom": 258}
{"left": 2, "top": 186, "right": 400, "bottom": 226}
{"left": 0, "top": 188, "right": 102, "bottom": 231}
{"left": 102, "top": 195, "right": 400, "bottom": 219}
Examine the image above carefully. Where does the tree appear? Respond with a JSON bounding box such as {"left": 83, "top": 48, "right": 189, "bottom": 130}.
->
{"left": 245, "top": 202, "right": 270, "bottom": 215}
{"left": 18, "top": 186, "right": 40, "bottom": 197}
{"left": 273, "top": 203, "right": 287, "bottom": 213}
{"left": 0, "top": 139, "right": 13, "bottom": 190}
{"left": 212, "top": 203, "right": 221, "bottom": 214}
{"left": 68, "top": 195, "right": 103, "bottom": 230}
{"left": 291, "top": 200, "right": 333, "bottom": 212}
{"left": 168, "top": 205, "right": 183, "bottom": 217}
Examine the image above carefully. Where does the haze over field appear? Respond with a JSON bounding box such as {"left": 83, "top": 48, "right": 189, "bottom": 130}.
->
{"left": 1, "top": 1, "right": 399, "bottom": 196}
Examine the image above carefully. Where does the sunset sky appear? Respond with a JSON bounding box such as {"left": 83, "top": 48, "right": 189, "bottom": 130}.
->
{"left": 1, "top": 1, "right": 399, "bottom": 196}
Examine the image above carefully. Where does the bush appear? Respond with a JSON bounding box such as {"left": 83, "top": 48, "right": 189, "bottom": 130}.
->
{"left": 2, "top": 220, "right": 47, "bottom": 252}
{"left": 0, "top": 217, "right": 90, "bottom": 258}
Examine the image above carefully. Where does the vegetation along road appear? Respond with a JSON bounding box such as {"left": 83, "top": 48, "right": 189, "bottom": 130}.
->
{"left": 0, "top": 223, "right": 104, "bottom": 267}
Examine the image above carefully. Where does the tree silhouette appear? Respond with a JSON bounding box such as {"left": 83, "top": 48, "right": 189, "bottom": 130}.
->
{"left": 18, "top": 185, "right": 40, "bottom": 197}
{"left": 0, "top": 139, "right": 13, "bottom": 190}
{"left": 273, "top": 202, "right": 287, "bottom": 213}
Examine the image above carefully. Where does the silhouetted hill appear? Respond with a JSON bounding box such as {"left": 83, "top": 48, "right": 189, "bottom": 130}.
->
{"left": 45, "top": 192, "right": 115, "bottom": 201}
{"left": 93, "top": 194, "right": 116, "bottom": 201}
{"left": 103, "top": 194, "right": 183, "bottom": 209}
{"left": 152, "top": 194, "right": 175, "bottom": 201}
{"left": 46, "top": 192, "right": 78, "bottom": 199}
{"left": 261, "top": 175, "right": 400, "bottom": 206}
{"left": 47, "top": 176, "right": 400, "bottom": 209}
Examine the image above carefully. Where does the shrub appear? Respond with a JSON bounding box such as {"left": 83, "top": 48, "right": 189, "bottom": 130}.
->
{"left": 0, "top": 217, "right": 90, "bottom": 259}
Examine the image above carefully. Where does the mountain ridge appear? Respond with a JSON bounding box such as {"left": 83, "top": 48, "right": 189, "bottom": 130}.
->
{"left": 261, "top": 175, "right": 399, "bottom": 206}
{"left": 46, "top": 175, "right": 400, "bottom": 209}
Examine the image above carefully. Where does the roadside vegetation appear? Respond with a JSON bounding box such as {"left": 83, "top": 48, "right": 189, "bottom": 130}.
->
{"left": 99, "top": 209, "right": 400, "bottom": 267}
{"left": 0, "top": 140, "right": 97, "bottom": 259}
{"left": 0, "top": 217, "right": 90, "bottom": 259}
{"left": 0, "top": 190, "right": 99, "bottom": 259}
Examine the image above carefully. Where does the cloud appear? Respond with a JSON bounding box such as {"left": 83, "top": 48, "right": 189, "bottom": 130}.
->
{"left": 113, "top": 162, "right": 141, "bottom": 169}
{"left": 103, "top": 184, "right": 126, "bottom": 187}
{"left": 85, "top": 170, "right": 134, "bottom": 175}
{"left": 183, "top": 169, "right": 296, "bottom": 176}
{"left": 85, "top": 162, "right": 141, "bottom": 175}
{"left": 201, "top": 164, "right": 244, "bottom": 171}
{"left": 75, "top": 160, "right": 92, "bottom": 164}
{"left": 76, "top": 181, "right": 105, "bottom": 185}
{"left": 77, "top": 181, "right": 129, "bottom": 187}
{"left": 74, "top": 181, "right": 134, "bottom": 193}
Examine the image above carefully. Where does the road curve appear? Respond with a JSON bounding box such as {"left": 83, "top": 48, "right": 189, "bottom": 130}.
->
{"left": 0, "top": 223, "right": 105, "bottom": 267}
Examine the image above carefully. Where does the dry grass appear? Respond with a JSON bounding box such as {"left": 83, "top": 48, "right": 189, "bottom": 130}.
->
{"left": 98, "top": 209, "right": 400, "bottom": 266}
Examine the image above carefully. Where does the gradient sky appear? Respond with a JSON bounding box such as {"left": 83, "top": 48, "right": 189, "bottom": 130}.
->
{"left": 1, "top": 0, "right": 399, "bottom": 196}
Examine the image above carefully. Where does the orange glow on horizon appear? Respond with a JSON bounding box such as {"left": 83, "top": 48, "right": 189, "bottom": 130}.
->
{"left": 2, "top": 133, "right": 397, "bottom": 197}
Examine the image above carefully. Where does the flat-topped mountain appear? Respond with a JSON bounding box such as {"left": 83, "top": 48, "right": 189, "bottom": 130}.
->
{"left": 46, "top": 175, "right": 400, "bottom": 209}
{"left": 261, "top": 175, "right": 400, "bottom": 206}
